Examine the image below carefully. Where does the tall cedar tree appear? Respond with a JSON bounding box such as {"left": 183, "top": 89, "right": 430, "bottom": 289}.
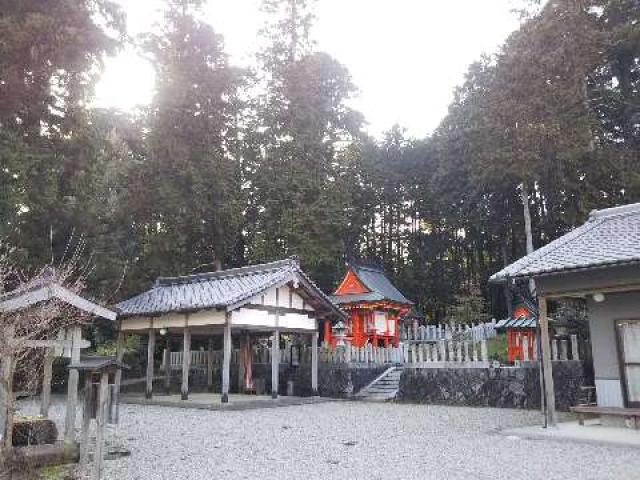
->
{"left": 127, "top": 0, "right": 246, "bottom": 285}
{"left": 0, "top": 0, "right": 124, "bottom": 271}
{"left": 245, "top": 0, "right": 363, "bottom": 290}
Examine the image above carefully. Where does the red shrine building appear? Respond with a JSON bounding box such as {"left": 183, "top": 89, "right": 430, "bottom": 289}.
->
{"left": 495, "top": 302, "right": 538, "bottom": 363}
{"left": 328, "top": 263, "right": 413, "bottom": 348}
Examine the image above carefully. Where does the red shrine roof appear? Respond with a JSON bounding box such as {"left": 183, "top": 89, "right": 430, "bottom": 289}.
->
{"left": 330, "top": 263, "right": 413, "bottom": 307}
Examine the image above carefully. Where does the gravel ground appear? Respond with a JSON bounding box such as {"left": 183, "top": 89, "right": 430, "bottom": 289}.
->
{"left": 17, "top": 398, "right": 640, "bottom": 480}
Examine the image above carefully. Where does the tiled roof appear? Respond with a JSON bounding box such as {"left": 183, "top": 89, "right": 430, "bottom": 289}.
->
{"left": 495, "top": 316, "right": 538, "bottom": 330}
{"left": 330, "top": 264, "right": 413, "bottom": 306}
{"left": 491, "top": 202, "right": 640, "bottom": 282}
{"left": 115, "top": 257, "right": 344, "bottom": 318}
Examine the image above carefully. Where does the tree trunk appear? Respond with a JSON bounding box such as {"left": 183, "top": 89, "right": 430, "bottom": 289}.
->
{"left": 521, "top": 183, "right": 534, "bottom": 257}
{"left": 501, "top": 243, "right": 513, "bottom": 318}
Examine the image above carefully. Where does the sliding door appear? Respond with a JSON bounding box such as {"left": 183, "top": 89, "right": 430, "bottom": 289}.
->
{"left": 617, "top": 320, "right": 640, "bottom": 408}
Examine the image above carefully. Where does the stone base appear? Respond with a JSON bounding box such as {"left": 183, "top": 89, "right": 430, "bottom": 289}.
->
{"left": 398, "top": 362, "right": 585, "bottom": 411}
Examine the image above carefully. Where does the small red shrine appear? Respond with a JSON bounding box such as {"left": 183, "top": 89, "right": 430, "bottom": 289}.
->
{"left": 495, "top": 303, "right": 538, "bottom": 362}
{"left": 328, "top": 263, "right": 413, "bottom": 348}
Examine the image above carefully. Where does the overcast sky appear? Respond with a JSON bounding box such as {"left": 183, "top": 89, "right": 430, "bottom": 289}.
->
{"left": 95, "top": 0, "right": 522, "bottom": 139}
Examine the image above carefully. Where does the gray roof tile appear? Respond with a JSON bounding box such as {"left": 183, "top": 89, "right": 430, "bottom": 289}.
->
{"left": 330, "top": 264, "right": 413, "bottom": 306}
{"left": 115, "top": 257, "right": 344, "bottom": 318}
{"left": 491, "top": 202, "right": 640, "bottom": 281}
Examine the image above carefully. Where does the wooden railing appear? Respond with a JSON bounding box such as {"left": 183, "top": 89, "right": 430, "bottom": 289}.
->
{"left": 162, "top": 345, "right": 314, "bottom": 370}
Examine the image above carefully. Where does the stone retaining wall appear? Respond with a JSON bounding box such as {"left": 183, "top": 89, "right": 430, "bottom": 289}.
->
{"left": 122, "top": 363, "right": 388, "bottom": 399}
{"left": 398, "top": 361, "right": 585, "bottom": 411}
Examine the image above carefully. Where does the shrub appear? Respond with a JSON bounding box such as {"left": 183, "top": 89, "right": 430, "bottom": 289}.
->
{"left": 12, "top": 417, "right": 58, "bottom": 447}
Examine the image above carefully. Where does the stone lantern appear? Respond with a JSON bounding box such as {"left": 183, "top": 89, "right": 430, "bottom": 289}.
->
{"left": 332, "top": 320, "right": 347, "bottom": 347}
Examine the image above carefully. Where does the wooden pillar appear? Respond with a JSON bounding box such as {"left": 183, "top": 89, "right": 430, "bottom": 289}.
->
{"left": 221, "top": 314, "right": 232, "bottom": 403}
{"left": 146, "top": 328, "right": 155, "bottom": 400}
{"left": 113, "top": 330, "right": 125, "bottom": 422}
{"left": 163, "top": 335, "right": 171, "bottom": 395}
{"left": 79, "top": 373, "right": 93, "bottom": 468}
{"left": 206, "top": 337, "right": 214, "bottom": 393}
{"left": 539, "top": 296, "right": 557, "bottom": 427}
{"left": 271, "top": 328, "right": 280, "bottom": 399}
{"left": 181, "top": 327, "right": 191, "bottom": 400}
{"left": 94, "top": 371, "right": 109, "bottom": 480}
{"left": 1, "top": 325, "right": 15, "bottom": 450}
{"left": 237, "top": 333, "right": 246, "bottom": 393}
{"left": 0, "top": 353, "right": 7, "bottom": 445}
{"left": 311, "top": 330, "right": 319, "bottom": 396}
{"left": 324, "top": 320, "right": 332, "bottom": 347}
{"left": 64, "top": 325, "right": 82, "bottom": 443}
{"left": 40, "top": 347, "right": 54, "bottom": 417}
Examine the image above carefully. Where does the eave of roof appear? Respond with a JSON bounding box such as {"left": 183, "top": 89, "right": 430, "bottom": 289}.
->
{"left": 490, "top": 202, "right": 640, "bottom": 283}
{"left": 115, "top": 257, "right": 346, "bottom": 320}
{"left": 332, "top": 264, "right": 413, "bottom": 306}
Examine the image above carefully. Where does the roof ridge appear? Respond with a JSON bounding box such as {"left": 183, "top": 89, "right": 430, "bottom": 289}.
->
{"left": 589, "top": 202, "right": 640, "bottom": 221}
{"left": 155, "top": 257, "right": 298, "bottom": 286}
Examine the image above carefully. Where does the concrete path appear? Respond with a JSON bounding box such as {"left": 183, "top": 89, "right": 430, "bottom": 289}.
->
{"left": 121, "top": 392, "right": 333, "bottom": 411}
{"left": 501, "top": 420, "right": 640, "bottom": 448}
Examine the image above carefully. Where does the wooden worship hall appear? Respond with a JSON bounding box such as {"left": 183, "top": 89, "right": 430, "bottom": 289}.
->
{"left": 115, "top": 257, "right": 345, "bottom": 403}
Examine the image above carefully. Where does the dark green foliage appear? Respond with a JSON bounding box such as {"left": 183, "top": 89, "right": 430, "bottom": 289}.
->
{"left": 0, "top": 0, "right": 638, "bottom": 327}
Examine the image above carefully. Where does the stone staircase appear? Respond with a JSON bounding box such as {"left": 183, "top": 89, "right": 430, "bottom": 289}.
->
{"left": 355, "top": 367, "right": 402, "bottom": 402}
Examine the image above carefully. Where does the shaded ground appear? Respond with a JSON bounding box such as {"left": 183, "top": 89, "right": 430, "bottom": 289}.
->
{"left": 16, "top": 398, "right": 640, "bottom": 480}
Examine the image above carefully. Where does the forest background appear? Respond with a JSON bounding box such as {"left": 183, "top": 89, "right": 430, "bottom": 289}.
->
{"left": 1, "top": 0, "right": 638, "bottom": 324}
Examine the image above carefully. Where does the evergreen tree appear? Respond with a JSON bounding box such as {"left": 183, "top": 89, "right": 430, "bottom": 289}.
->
{"left": 245, "top": 0, "right": 363, "bottom": 290}
{"left": 127, "top": 0, "right": 247, "bottom": 283}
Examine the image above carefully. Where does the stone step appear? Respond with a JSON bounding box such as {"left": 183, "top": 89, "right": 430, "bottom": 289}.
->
{"left": 356, "top": 367, "right": 402, "bottom": 402}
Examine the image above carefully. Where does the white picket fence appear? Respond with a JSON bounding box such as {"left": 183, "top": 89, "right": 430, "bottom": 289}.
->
{"left": 402, "top": 320, "right": 497, "bottom": 343}
{"left": 319, "top": 344, "right": 404, "bottom": 364}
{"left": 402, "top": 339, "right": 489, "bottom": 366}
{"left": 317, "top": 338, "right": 490, "bottom": 367}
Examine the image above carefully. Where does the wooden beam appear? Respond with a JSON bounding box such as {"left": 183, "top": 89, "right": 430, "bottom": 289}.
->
{"left": 164, "top": 336, "right": 172, "bottom": 395}
{"left": 237, "top": 333, "right": 246, "bottom": 393}
{"left": 0, "top": 283, "right": 116, "bottom": 321}
{"left": 1, "top": 325, "right": 15, "bottom": 450}
{"left": 241, "top": 303, "right": 318, "bottom": 318}
{"left": 544, "top": 283, "right": 640, "bottom": 300}
{"left": 94, "top": 371, "right": 109, "bottom": 480}
{"left": 206, "top": 337, "right": 214, "bottom": 393}
{"left": 146, "top": 328, "right": 155, "bottom": 400}
{"left": 271, "top": 327, "right": 280, "bottom": 399}
{"left": 113, "top": 330, "right": 125, "bottom": 423}
{"left": 17, "top": 338, "right": 91, "bottom": 350}
{"left": 181, "top": 327, "right": 190, "bottom": 400}
{"left": 311, "top": 330, "right": 319, "bottom": 396}
{"left": 52, "top": 285, "right": 116, "bottom": 321}
{"left": 40, "top": 348, "right": 54, "bottom": 417}
{"left": 221, "top": 314, "right": 232, "bottom": 403}
{"left": 79, "top": 374, "right": 93, "bottom": 468}
{"left": 539, "top": 296, "right": 558, "bottom": 427}
{"left": 64, "top": 325, "right": 82, "bottom": 443}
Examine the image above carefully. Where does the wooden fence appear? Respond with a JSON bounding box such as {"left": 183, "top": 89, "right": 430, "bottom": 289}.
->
{"left": 162, "top": 333, "right": 579, "bottom": 370}
{"left": 401, "top": 320, "right": 497, "bottom": 343}
{"left": 163, "top": 345, "right": 314, "bottom": 370}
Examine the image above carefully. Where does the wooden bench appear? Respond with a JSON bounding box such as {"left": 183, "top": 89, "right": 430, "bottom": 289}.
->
{"left": 570, "top": 405, "right": 640, "bottom": 429}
